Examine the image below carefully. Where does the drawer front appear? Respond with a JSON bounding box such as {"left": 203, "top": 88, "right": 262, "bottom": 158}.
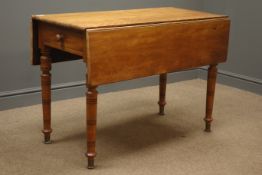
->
{"left": 38, "top": 22, "right": 84, "bottom": 56}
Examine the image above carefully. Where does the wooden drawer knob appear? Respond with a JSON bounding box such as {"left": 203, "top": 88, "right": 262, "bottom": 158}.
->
{"left": 56, "top": 34, "right": 64, "bottom": 41}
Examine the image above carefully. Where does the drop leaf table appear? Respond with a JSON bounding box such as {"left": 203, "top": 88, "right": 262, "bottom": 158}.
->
{"left": 31, "top": 7, "right": 230, "bottom": 169}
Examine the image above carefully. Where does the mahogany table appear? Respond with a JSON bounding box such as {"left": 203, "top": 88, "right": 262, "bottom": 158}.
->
{"left": 31, "top": 7, "right": 230, "bottom": 169}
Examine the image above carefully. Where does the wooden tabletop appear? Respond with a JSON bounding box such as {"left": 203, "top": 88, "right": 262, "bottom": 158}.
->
{"left": 33, "top": 7, "right": 227, "bottom": 30}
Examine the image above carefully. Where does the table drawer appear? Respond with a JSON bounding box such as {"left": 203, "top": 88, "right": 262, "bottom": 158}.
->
{"left": 38, "top": 22, "right": 84, "bottom": 56}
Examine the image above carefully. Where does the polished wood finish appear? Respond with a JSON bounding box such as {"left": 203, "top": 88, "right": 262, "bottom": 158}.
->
{"left": 40, "top": 47, "right": 52, "bottom": 143}
{"left": 158, "top": 73, "right": 167, "bottom": 115}
{"left": 204, "top": 64, "right": 218, "bottom": 132}
{"left": 31, "top": 20, "right": 82, "bottom": 65}
{"left": 38, "top": 22, "right": 84, "bottom": 56}
{"left": 31, "top": 7, "right": 230, "bottom": 168}
{"left": 85, "top": 82, "right": 98, "bottom": 169}
{"left": 32, "top": 7, "right": 226, "bottom": 30}
{"left": 87, "top": 19, "right": 229, "bottom": 86}
{"left": 31, "top": 7, "right": 228, "bottom": 65}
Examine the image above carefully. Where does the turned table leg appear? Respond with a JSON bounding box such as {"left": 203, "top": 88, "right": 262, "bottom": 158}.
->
{"left": 158, "top": 73, "right": 167, "bottom": 115}
{"left": 204, "top": 64, "right": 217, "bottom": 132}
{"left": 85, "top": 81, "right": 98, "bottom": 169}
{"left": 40, "top": 47, "right": 52, "bottom": 143}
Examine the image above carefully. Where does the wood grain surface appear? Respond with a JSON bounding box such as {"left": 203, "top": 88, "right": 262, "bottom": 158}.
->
{"left": 31, "top": 7, "right": 228, "bottom": 65}
{"left": 38, "top": 22, "right": 84, "bottom": 56}
{"left": 32, "top": 7, "right": 226, "bottom": 30}
{"left": 87, "top": 18, "right": 230, "bottom": 86}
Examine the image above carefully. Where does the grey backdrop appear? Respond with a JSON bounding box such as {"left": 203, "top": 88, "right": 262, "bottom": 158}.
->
{"left": 0, "top": 0, "right": 261, "bottom": 110}
{"left": 203, "top": 0, "right": 262, "bottom": 80}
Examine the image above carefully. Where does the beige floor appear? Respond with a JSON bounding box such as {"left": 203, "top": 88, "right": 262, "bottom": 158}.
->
{"left": 0, "top": 79, "right": 261, "bottom": 175}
